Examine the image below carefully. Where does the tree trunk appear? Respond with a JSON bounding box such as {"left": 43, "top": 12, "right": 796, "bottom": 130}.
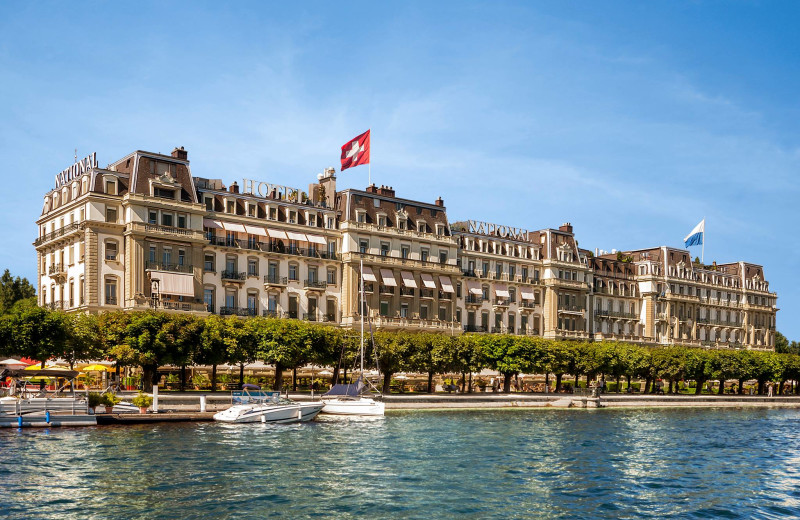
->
{"left": 141, "top": 364, "right": 158, "bottom": 392}
{"left": 503, "top": 372, "right": 512, "bottom": 393}
{"left": 382, "top": 372, "right": 392, "bottom": 394}
{"left": 211, "top": 364, "right": 218, "bottom": 392}
{"left": 555, "top": 374, "right": 563, "bottom": 393}
{"left": 718, "top": 379, "right": 725, "bottom": 395}
{"left": 738, "top": 378, "right": 745, "bottom": 395}
{"left": 626, "top": 375, "right": 632, "bottom": 392}
{"left": 574, "top": 374, "right": 579, "bottom": 388}
{"left": 615, "top": 376, "right": 621, "bottom": 393}
{"left": 694, "top": 380, "right": 703, "bottom": 395}
{"left": 644, "top": 378, "right": 651, "bottom": 394}
{"left": 468, "top": 372, "right": 473, "bottom": 393}
{"left": 757, "top": 379, "right": 764, "bottom": 395}
{"left": 273, "top": 363, "right": 284, "bottom": 391}
{"left": 427, "top": 371, "right": 434, "bottom": 393}
{"left": 461, "top": 372, "right": 467, "bottom": 393}
{"left": 239, "top": 364, "right": 245, "bottom": 389}
{"left": 292, "top": 368, "right": 298, "bottom": 392}
{"left": 779, "top": 379, "right": 786, "bottom": 396}
{"left": 545, "top": 373, "right": 550, "bottom": 392}
{"left": 179, "top": 365, "right": 186, "bottom": 392}
{"left": 332, "top": 366, "right": 339, "bottom": 386}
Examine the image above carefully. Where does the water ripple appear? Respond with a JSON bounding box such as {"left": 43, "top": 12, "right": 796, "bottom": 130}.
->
{"left": 1, "top": 408, "right": 800, "bottom": 519}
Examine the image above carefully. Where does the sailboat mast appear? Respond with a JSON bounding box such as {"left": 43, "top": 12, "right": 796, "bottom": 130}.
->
{"left": 360, "top": 259, "right": 365, "bottom": 375}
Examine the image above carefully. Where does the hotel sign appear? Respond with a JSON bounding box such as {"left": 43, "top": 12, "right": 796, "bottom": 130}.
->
{"left": 468, "top": 220, "right": 530, "bottom": 241}
{"left": 54, "top": 153, "right": 97, "bottom": 188}
{"left": 241, "top": 178, "right": 306, "bottom": 203}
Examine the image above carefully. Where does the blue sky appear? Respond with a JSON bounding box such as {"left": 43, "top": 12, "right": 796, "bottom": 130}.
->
{"left": 1, "top": 1, "right": 797, "bottom": 338}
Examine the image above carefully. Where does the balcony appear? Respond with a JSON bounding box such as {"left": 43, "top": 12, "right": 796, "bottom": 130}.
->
{"left": 263, "top": 274, "right": 288, "bottom": 286}
{"left": 221, "top": 270, "right": 246, "bottom": 282}
{"left": 128, "top": 222, "right": 205, "bottom": 242}
{"left": 105, "top": 297, "right": 118, "bottom": 306}
{"left": 594, "top": 310, "right": 638, "bottom": 320}
{"left": 558, "top": 305, "right": 585, "bottom": 314}
{"left": 304, "top": 280, "right": 328, "bottom": 290}
{"left": 420, "top": 288, "right": 435, "bottom": 299}
{"left": 321, "top": 314, "right": 337, "bottom": 323}
{"left": 48, "top": 263, "right": 66, "bottom": 277}
{"left": 145, "top": 261, "right": 193, "bottom": 274}
{"left": 438, "top": 291, "right": 452, "bottom": 300}
{"left": 206, "top": 236, "right": 339, "bottom": 261}
{"left": 400, "top": 287, "right": 415, "bottom": 297}
{"left": 262, "top": 309, "right": 282, "bottom": 318}
{"left": 219, "top": 306, "right": 252, "bottom": 317}
{"left": 519, "top": 300, "right": 536, "bottom": 308}
{"left": 493, "top": 298, "right": 512, "bottom": 307}
{"left": 44, "top": 300, "right": 65, "bottom": 310}
{"left": 341, "top": 221, "right": 456, "bottom": 244}
{"left": 35, "top": 222, "right": 85, "bottom": 246}
{"left": 491, "top": 326, "right": 504, "bottom": 334}
{"left": 148, "top": 300, "right": 208, "bottom": 313}
{"left": 379, "top": 284, "right": 395, "bottom": 294}
{"left": 465, "top": 295, "right": 483, "bottom": 305}
{"left": 462, "top": 270, "right": 477, "bottom": 278}
{"left": 303, "top": 313, "right": 319, "bottom": 322}
{"left": 342, "top": 251, "right": 460, "bottom": 273}
{"left": 463, "top": 325, "right": 486, "bottom": 333}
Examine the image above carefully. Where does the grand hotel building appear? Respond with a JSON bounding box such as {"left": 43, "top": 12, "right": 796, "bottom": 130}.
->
{"left": 35, "top": 147, "right": 779, "bottom": 350}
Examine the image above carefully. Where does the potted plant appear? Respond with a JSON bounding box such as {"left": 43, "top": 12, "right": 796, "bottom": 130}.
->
{"left": 164, "top": 373, "right": 180, "bottom": 390}
{"left": 217, "top": 373, "right": 230, "bottom": 391}
{"left": 192, "top": 374, "right": 209, "bottom": 390}
{"left": 87, "top": 392, "right": 104, "bottom": 413}
{"left": 132, "top": 392, "right": 153, "bottom": 414}
{"left": 102, "top": 393, "right": 121, "bottom": 413}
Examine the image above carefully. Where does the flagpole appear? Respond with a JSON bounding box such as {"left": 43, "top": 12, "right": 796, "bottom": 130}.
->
{"left": 701, "top": 217, "right": 705, "bottom": 264}
{"left": 368, "top": 128, "right": 372, "bottom": 186}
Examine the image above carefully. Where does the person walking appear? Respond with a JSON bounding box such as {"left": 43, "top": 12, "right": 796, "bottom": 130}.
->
{"left": 767, "top": 382, "right": 774, "bottom": 397}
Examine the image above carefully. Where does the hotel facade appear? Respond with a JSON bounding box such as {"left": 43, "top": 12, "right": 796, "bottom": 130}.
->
{"left": 35, "top": 147, "right": 778, "bottom": 350}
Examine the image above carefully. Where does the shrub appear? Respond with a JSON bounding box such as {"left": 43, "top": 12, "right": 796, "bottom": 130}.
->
{"left": 132, "top": 392, "right": 153, "bottom": 408}
{"left": 87, "top": 392, "right": 104, "bottom": 409}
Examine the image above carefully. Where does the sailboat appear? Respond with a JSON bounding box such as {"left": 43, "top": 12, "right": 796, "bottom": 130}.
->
{"left": 320, "top": 260, "right": 385, "bottom": 416}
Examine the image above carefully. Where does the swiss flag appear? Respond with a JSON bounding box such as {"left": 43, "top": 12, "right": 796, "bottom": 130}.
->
{"left": 340, "top": 130, "right": 370, "bottom": 171}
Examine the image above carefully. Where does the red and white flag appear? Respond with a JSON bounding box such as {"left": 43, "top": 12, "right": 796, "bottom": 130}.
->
{"left": 340, "top": 130, "right": 370, "bottom": 171}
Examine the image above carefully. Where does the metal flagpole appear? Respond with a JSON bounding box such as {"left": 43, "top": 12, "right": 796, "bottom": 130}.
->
{"left": 360, "top": 259, "right": 365, "bottom": 375}
{"left": 702, "top": 217, "right": 705, "bottom": 264}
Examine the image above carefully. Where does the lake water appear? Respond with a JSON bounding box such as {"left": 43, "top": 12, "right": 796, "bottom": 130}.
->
{"left": 2, "top": 408, "right": 800, "bottom": 519}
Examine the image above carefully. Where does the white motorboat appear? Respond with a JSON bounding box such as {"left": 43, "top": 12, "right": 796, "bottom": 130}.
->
{"left": 214, "top": 385, "right": 324, "bottom": 424}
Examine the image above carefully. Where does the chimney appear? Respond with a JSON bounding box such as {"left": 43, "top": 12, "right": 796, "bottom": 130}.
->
{"left": 376, "top": 185, "right": 396, "bottom": 197}
{"left": 366, "top": 183, "right": 378, "bottom": 194}
{"left": 229, "top": 181, "right": 239, "bottom": 194}
{"left": 559, "top": 222, "right": 573, "bottom": 233}
{"left": 435, "top": 196, "right": 444, "bottom": 207}
{"left": 171, "top": 146, "right": 188, "bottom": 161}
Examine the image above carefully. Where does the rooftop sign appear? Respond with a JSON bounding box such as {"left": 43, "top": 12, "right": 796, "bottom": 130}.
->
{"left": 468, "top": 220, "right": 530, "bottom": 241}
{"left": 241, "top": 178, "right": 306, "bottom": 203}
{"left": 55, "top": 153, "right": 97, "bottom": 188}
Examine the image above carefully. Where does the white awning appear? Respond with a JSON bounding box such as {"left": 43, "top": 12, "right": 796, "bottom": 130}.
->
{"left": 244, "top": 225, "right": 268, "bottom": 236}
{"left": 468, "top": 280, "right": 482, "bottom": 295}
{"left": 203, "top": 219, "right": 223, "bottom": 230}
{"left": 494, "top": 284, "right": 510, "bottom": 298}
{"left": 400, "top": 271, "right": 417, "bottom": 288}
{"left": 362, "top": 266, "right": 377, "bottom": 282}
{"left": 222, "top": 222, "right": 246, "bottom": 233}
{"left": 306, "top": 234, "right": 327, "bottom": 245}
{"left": 267, "top": 228, "right": 288, "bottom": 240}
{"left": 286, "top": 231, "right": 308, "bottom": 242}
{"left": 439, "top": 276, "right": 454, "bottom": 293}
{"left": 420, "top": 273, "right": 437, "bottom": 289}
{"left": 520, "top": 287, "right": 535, "bottom": 300}
{"left": 380, "top": 269, "right": 397, "bottom": 286}
{"left": 152, "top": 271, "right": 194, "bottom": 297}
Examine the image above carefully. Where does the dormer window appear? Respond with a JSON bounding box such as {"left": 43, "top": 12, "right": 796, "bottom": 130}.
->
{"left": 326, "top": 217, "right": 335, "bottom": 229}
{"left": 377, "top": 215, "right": 387, "bottom": 227}
{"left": 416, "top": 220, "right": 426, "bottom": 233}
{"left": 435, "top": 224, "right": 445, "bottom": 236}
{"left": 308, "top": 213, "right": 317, "bottom": 227}
{"left": 204, "top": 196, "right": 214, "bottom": 211}
{"left": 288, "top": 210, "right": 297, "bottom": 224}
{"left": 247, "top": 203, "right": 256, "bottom": 217}
{"left": 105, "top": 179, "right": 117, "bottom": 195}
{"left": 356, "top": 210, "right": 366, "bottom": 223}
{"left": 398, "top": 218, "right": 407, "bottom": 230}
{"left": 225, "top": 200, "right": 235, "bottom": 214}
{"left": 153, "top": 187, "right": 174, "bottom": 199}
{"left": 72, "top": 182, "right": 78, "bottom": 199}
{"left": 269, "top": 207, "right": 278, "bottom": 221}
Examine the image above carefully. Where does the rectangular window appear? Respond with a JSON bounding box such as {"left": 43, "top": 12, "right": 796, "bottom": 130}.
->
{"left": 226, "top": 201, "right": 235, "bottom": 213}
{"left": 105, "top": 207, "right": 117, "bottom": 223}
{"left": 400, "top": 302, "right": 409, "bottom": 318}
{"left": 289, "top": 264, "right": 298, "bottom": 281}
{"left": 69, "top": 245, "right": 75, "bottom": 265}
{"left": 380, "top": 301, "right": 389, "bottom": 317}
{"left": 327, "top": 269, "right": 336, "bottom": 285}
{"left": 439, "top": 251, "right": 447, "bottom": 264}
{"left": 269, "top": 207, "right": 278, "bottom": 221}
{"left": 178, "top": 250, "right": 185, "bottom": 266}
{"left": 204, "top": 289, "right": 214, "bottom": 312}
{"left": 225, "top": 291, "right": 236, "bottom": 308}
{"left": 204, "top": 254, "right": 214, "bottom": 272}
{"left": 104, "top": 278, "right": 117, "bottom": 305}
{"left": 163, "top": 249, "right": 172, "bottom": 266}
{"left": 288, "top": 211, "right": 297, "bottom": 224}
{"left": 308, "top": 266, "right": 318, "bottom": 283}
{"left": 161, "top": 213, "right": 173, "bottom": 227}
{"left": 421, "top": 249, "right": 429, "bottom": 262}
{"left": 248, "top": 259, "right": 258, "bottom": 276}
{"left": 268, "top": 262, "right": 278, "bottom": 279}
{"left": 420, "top": 305, "right": 428, "bottom": 320}
{"left": 288, "top": 295, "right": 298, "bottom": 318}
{"left": 359, "top": 240, "right": 369, "bottom": 254}
{"left": 105, "top": 242, "right": 118, "bottom": 261}
{"left": 154, "top": 187, "right": 175, "bottom": 199}
{"left": 401, "top": 245, "right": 410, "bottom": 259}
{"left": 148, "top": 210, "right": 158, "bottom": 225}
{"left": 149, "top": 246, "right": 156, "bottom": 263}
{"left": 248, "top": 204, "right": 256, "bottom": 217}
{"left": 268, "top": 294, "right": 278, "bottom": 312}
{"left": 79, "top": 277, "right": 84, "bottom": 305}
{"left": 380, "top": 242, "right": 390, "bottom": 257}
{"left": 327, "top": 217, "right": 334, "bottom": 229}
{"left": 177, "top": 214, "right": 187, "bottom": 229}
{"left": 205, "top": 197, "right": 213, "bottom": 211}
{"left": 247, "top": 294, "right": 257, "bottom": 312}
{"left": 438, "top": 306, "right": 447, "bottom": 321}
{"left": 105, "top": 180, "right": 116, "bottom": 195}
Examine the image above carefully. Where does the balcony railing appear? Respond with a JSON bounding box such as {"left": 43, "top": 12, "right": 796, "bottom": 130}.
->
{"left": 149, "top": 300, "right": 207, "bottom": 312}
{"left": 400, "top": 287, "right": 415, "bottom": 297}
{"left": 321, "top": 314, "right": 337, "bottom": 322}
{"left": 221, "top": 270, "right": 246, "bottom": 281}
{"left": 463, "top": 325, "right": 486, "bottom": 333}
{"left": 45, "top": 300, "right": 65, "bottom": 310}
{"left": 379, "top": 285, "right": 395, "bottom": 294}
{"left": 145, "top": 261, "right": 193, "bottom": 273}
{"left": 342, "top": 251, "right": 460, "bottom": 273}
{"left": 262, "top": 309, "right": 282, "bottom": 318}
{"left": 491, "top": 326, "right": 504, "bottom": 334}
{"left": 105, "top": 297, "right": 118, "bottom": 306}
{"left": 35, "top": 222, "right": 85, "bottom": 246}
{"left": 520, "top": 300, "right": 536, "bottom": 308}
{"left": 219, "top": 306, "right": 252, "bottom": 316}
{"left": 48, "top": 264, "right": 65, "bottom": 276}
{"left": 558, "top": 305, "right": 585, "bottom": 313}
{"left": 465, "top": 295, "right": 483, "bottom": 304}
{"left": 420, "top": 288, "right": 435, "bottom": 299}
{"left": 303, "top": 313, "right": 318, "bottom": 322}
{"left": 264, "top": 274, "right": 288, "bottom": 285}
{"left": 207, "top": 236, "right": 338, "bottom": 260}
{"left": 493, "top": 298, "right": 512, "bottom": 306}
{"left": 304, "top": 280, "right": 328, "bottom": 290}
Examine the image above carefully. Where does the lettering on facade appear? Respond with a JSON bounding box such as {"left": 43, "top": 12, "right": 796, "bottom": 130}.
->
{"left": 54, "top": 153, "right": 97, "bottom": 188}
{"left": 468, "top": 220, "right": 530, "bottom": 241}
{"left": 241, "top": 178, "right": 306, "bottom": 203}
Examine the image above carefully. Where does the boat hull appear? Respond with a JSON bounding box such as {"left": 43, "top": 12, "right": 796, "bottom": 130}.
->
{"left": 214, "top": 402, "right": 324, "bottom": 424}
{"left": 320, "top": 397, "right": 385, "bottom": 416}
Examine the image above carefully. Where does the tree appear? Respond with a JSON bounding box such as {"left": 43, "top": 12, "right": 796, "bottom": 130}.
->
{"left": 0, "top": 269, "right": 36, "bottom": 314}
{"left": 197, "top": 314, "right": 229, "bottom": 391}
{"left": 482, "top": 334, "right": 532, "bottom": 393}
{"left": 61, "top": 313, "right": 104, "bottom": 370}
{"left": 226, "top": 316, "right": 260, "bottom": 388}
{"left": 6, "top": 304, "right": 69, "bottom": 367}
{"left": 775, "top": 332, "right": 791, "bottom": 353}
{"left": 453, "top": 334, "right": 486, "bottom": 392}
{"left": 109, "top": 311, "right": 173, "bottom": 391}
{"left": 370, "top": 330, "right": 416, "bottom": 393}
{"left": 254, "top": 318, "right": 316, "bottom": 391}
{"left": 408, "top": 333, "right": 454, "bottom": 393}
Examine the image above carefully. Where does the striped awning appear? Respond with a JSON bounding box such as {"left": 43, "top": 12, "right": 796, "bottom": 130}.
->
{"left": 267, "top": 229, "right": 289, "bottom": 240}
{"left": 222, "top": 222, "right": 246, "bottom": 233}
{"left": 362, "top": 267, "right": 377, "bottom": 282}
{"left": 467, "top": 280, "right": 482, "bottom": 295}
{"left": 520, "top": 287, "right": 535, "bottom": 300}
{"left": 380, "top": 269, "right": 397, "bottom": 286}
{"left": 306, "top": 234, "right": 327, "bottom": 245}
{"left": 244, "top": 225, "right": 268, "bottom": 236}
{"left": 151, "top": 271, "right": 194, "bottom": 297}
{"left": 400, "top": 271, "right": 417, "bottom": 288}
{"left": 420, "top": 273, "right": 437, "bottom": 289}
{"left": 203, "top": 219, "right": 223, "bottom": 229}
{"left": 439, "top": 276, "right": 454, "bottom": 293}
{"left": 494, "top": 284, "right": 510, "bottom": 298}
{"left": 286, "top": 231, "right": 308, "bottom": 242}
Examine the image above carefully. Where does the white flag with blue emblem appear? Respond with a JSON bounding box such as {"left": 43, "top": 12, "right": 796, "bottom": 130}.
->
{"left": 684, "top": 219, "right": 704, "bottom": 247}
